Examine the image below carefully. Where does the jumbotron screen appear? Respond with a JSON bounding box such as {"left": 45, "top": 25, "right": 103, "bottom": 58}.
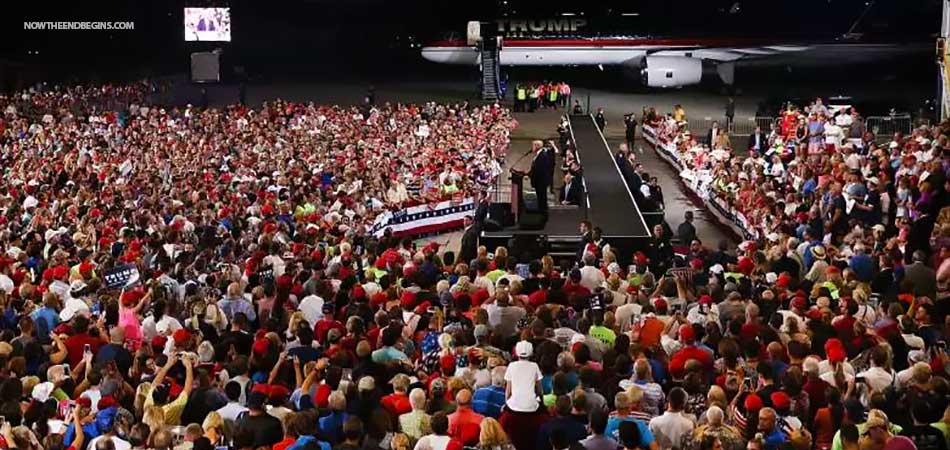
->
{"left": 184, "top": 8, "right": 231, "bottom": 42}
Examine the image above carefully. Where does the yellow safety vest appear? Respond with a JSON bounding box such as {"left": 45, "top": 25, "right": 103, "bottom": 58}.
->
{"left": 517, "top": 89, "right": 527, "bottom": 100}
{"left": 549, "top": 90, "right": 558, "bottom": 101}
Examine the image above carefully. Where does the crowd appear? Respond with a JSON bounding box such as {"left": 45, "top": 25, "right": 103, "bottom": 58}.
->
{"left": 0, "top": 79, "right": 949, "bottom": 450}
{"left": 513, "top": 83, "right": 571, "bottom": 113}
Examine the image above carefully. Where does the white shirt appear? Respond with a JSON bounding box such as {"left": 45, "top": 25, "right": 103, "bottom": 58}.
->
{"left": 579, "top": 266, "right": 606, "bottom": 292}
{"left": 298, "top": 295, "right": 325, "bottom": 327}
{"left": 217, "top": 401, "right": 250, "bottom": 424}
{"left": 88, "top": 436, "right": 132, "bottom": 450}
{"left": 818, "top": 359, "right": 856, "bottom": 385}
{"left": 82, "top": 387, "right": 102, "bottom": 413}
{"left": 824, "top": 123, "right": 844, "bottom": 147}
{"left": 896, "top": 367, "right": 916, "bottom": 389}
{"left": 855, "top": 366, "right": 894, "bottom": 393}
{"left": 649, "top": 411, "right": 696, "bottom": 450}
{"left": 141, "top": 315, "right": 183, "bottom": 341}
{"left": 615, "top": 303, "right": 644, "bottom": 332}
{"left": 504, "top": 359, "right": 542, "bottom": 412}
{"left": 414, "top": 434, "right": 451, "bottom": 450}
{"left": 903, "top": 333, "right": 925, "bottom": 350}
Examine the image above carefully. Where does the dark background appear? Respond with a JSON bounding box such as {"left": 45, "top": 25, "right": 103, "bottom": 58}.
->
{"left": 0, "top": 0, "right": 942, "bottom": 89}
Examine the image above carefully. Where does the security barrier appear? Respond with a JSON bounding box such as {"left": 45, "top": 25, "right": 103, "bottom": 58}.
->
{"left": 866, "top": 115, "right": 913, "bottom": 142}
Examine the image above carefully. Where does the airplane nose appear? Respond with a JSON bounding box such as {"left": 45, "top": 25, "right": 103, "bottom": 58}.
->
{"left": 421, "top": 47, "right": 441, "bottom": 63}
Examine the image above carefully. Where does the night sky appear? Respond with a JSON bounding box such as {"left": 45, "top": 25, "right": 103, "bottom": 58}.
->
{"left": 0, "top": 0, "right": 941, "bottom": 81}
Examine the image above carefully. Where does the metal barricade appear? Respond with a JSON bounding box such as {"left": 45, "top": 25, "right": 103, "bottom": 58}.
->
{"left": 730, "top": 117, "right": 759, "bottom": 136}
{"left": 686, "top": 117, "right": 721, "bottom": 138}
{"left": 867, "top": 115, "right": 913, "bottom": 141}
{"left": 685, "top": 116, "right": 774, "bottom": 138}
{"left": 754, "top": 116, "right": 776, "bottom": 132}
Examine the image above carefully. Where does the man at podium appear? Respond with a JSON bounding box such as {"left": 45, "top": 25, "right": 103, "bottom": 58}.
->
{"left": 528, "top": 140, "right": 554, "bottom": 216}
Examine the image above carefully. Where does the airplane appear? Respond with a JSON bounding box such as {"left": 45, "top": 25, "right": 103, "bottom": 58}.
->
{"left": 421, "top": 2, "right": 937, "bottom": 88}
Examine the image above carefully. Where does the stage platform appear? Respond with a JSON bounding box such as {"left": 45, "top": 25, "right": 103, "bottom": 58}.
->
{"left": 480, "top": 114, "right": 661, "bottom": 265}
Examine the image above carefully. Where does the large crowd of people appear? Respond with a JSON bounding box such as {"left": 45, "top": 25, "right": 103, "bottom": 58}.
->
{"left": 0, "top": 79, "right": 949, "bottom": 450}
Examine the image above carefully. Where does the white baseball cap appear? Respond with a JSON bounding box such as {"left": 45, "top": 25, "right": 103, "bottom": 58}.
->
{"left": 515, "top": 340, "right": 534, "bottom": 358}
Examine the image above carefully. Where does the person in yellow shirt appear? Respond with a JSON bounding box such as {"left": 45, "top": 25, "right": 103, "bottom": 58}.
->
{"left": 141, "top": 352, "right": 194, "bottom": 426}
{"left": 673, "top": 105, "right": 686, "bottom": 123}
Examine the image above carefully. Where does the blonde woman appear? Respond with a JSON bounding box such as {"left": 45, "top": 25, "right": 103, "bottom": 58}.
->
{"left": 202, "top": 411, "right": 227, "bottom": 447}
{"left": 392, "top": 433, "right": 412, "bottom": 450}
{"left": 142, "top": 405, "right": 166, "bottom": 446}
{"left": 476, "top": 418, "right": 515, "bottom": 450}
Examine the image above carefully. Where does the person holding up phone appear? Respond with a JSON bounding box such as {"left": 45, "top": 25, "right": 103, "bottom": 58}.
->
{"left": 64, "top": 315, "right": 106, "bottom": 367}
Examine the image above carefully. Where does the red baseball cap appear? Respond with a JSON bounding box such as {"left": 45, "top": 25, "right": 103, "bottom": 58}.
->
{"left": 400, "top": 291, "right": 416, "bottom": 309}
{"left": 173, "top": 329, "right": 191, "bottom": 345}
{"left": 679, "top": 324, "right": 696, "bottom": 342}
{"left": 744, "top": 393, "right": 763, "bottom": 412}
{"left": 151, "top": 335, "right": 168, "bottom": 349}
{"left": 252, "top": 338, "right": 270, "bottom": 356}
{"left": 770, "top": 392, "right": 791, "bottom": 411}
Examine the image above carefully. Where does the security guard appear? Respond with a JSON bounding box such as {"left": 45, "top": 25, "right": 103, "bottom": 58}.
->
{"left": 528, "top": 84, "right": 539, "bottom": 112}
{"left": 516, "top": 84, "right": 527, "bottom": 112}
{"left": 548, "top": 86, "right": 558, "bottom": 109}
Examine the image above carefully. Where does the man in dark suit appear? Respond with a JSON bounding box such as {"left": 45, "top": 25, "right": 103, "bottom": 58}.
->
{"left": 577, "top": 220, "right": 593, "bottom": 260}
{"left": 624, "top": 114, "right": 637, "bottom": 150}
{"left": 528, "top": 140, "right": 552, "bottom": 215}
{"left": 544, "top": 140, "right": 558, "bottom": 195}
{"left": 615, "top": 144, "right": 636, "bottom": 184}
{"left": 459, "top": 216, "right": 481, "bottom": 265}
{"left": 748, "top": 126, "right": 768, "bottom": 153}
{"left": 473, "top": 190, "right": 490, "bottom": 223}
{"left": 560, "top": 163, "right": 584, "bottom": 206}
{"left": 595, "top": 107, "right": 607, "bottom": 131}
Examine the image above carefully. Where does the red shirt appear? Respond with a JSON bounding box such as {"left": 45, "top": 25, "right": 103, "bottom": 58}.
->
{"left": 273, "top": 437, "right": 297, "bottom": 450}
{"left": 528, "top": 289, "right": 548, "bottom": 308}
{"left": 448, "top": 407, "right": 485, "bottom": 445}
{"left": 380, "top": 392, "right": 412, "bottom": 417}
{"left": 65, "top": 333, "right": 103, "bottom": 368}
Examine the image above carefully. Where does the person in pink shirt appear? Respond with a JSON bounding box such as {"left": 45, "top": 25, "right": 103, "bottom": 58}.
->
{"left": 119, "top": 287, "right": 149, "bottom": 351}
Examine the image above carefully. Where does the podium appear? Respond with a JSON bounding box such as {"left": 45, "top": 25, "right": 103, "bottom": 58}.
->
{"left": 510, "top": 168, "right": 527, "bottom": 224}
{"left": 510, "top": 168, "right": 546, "bottom": 230}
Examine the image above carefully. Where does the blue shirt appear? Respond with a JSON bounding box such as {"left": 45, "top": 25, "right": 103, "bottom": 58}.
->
{"left": 64, "top": 422, "right": 101, "bottom": 449}
{"left": 371, "top": 346, "right": 409, "bottom": 364}
{"left": 31, "top": 306, "right": 59, "bottom": 341}
{"left": 218, "top": 297, "right": 257, "bottom": 322}
{"left": 763, "top": 428, "right": 789, "bottom": 450}
{"left": 288, "top": 435, "right": 331, "bottom": 450}
{"left": 849, "top": 253, "right": 875, "bottom": 282}
{"left": 604, "top": 417, "right": 654, "bottom": 447}
{"left": 319, "top": 411, "right": 349, "bottom": 444}
{"left": 472, "top": 385, "right": 506, "bottom": 418}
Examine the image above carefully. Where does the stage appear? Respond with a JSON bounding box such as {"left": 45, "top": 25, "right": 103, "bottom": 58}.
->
{"left": 480, "top": 114, "right": 661, "bottom": 265}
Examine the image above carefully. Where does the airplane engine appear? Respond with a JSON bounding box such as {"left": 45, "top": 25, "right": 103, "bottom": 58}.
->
{"left": 640, "top": 56, "right": 703, "bottom": 88}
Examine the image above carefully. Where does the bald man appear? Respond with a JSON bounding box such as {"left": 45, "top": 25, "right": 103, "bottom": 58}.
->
{"left": 758, "top": 407, "right": 789, "bottom": 450}
{"left": 448, "top": 389, "right": 485, "bottom": 446}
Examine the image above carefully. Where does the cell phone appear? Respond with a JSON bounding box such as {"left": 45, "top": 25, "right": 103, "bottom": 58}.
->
{"left": 0, "top": 416, "right": 6, "bottom": 426}
{"left": 83, "top": 344, "right": 91, "bottom": 354}
{"left": 855, "top": 376, "right": 866, "bottom": 384}
{"left": 743, "top": 377, "right": 754, "bottom": 390}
